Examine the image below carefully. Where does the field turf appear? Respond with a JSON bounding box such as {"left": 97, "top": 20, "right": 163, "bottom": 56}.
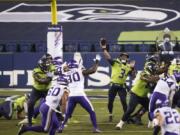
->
{"left": 0, "top": 90, "right": 152, "bottom": 135}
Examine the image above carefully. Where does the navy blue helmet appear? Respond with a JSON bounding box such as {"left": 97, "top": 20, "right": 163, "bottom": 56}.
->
{"left": 38, "top": 53, "right": 53, "bottom": 72}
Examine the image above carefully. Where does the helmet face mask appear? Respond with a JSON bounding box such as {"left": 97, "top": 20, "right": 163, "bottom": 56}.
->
{"left": 38, "top": 53, "right": 53, "bottom": 72}
{"left": 119, "top": 53, "right": 129, "bottom": 64}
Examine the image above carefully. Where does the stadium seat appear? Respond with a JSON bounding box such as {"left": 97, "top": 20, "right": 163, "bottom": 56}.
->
{"left": 109, "top": 44, "right": 121, "bottom": 52}
{"left": 35, "top": 44, "right": 47, "bottom": 52}
{"left": 5, "top": 43, "right": 17, "bottom": 52}
{"left": 20, "top": 44, "right": 32, "bottom": 52}
{"left": 94, "top": 44, "right": 102, "bottom": 52}
{"left": 64, "top": 44, "right": 78, "bottom": 52}
{"left": 79, "top": 43, "right": 92, "bottom": 52}
{"left": 0, "top": 44, "right": 5, "bottom": 52}
{"left": 124, "top": 44, "right": 136, "bottom": 52}
{"left": 138, "top": 44, "right": 150, "bottom": 52}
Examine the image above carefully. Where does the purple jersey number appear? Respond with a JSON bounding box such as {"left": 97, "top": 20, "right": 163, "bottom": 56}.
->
{"left": 164, "top": 111, "right": 180, "bottom": 124}
{"left": 67, "top": 72, "right": 80, "bottom": 83}
{"left": 47, "top": 87, "right": 61, "bottom": 96}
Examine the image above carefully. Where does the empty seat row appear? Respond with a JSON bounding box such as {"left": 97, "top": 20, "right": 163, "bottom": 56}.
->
{"left": 0, "top": 43, "right": 47, "bottom": 52}
{"left": 0, "top": 43, "right": 160, "bottom": 53}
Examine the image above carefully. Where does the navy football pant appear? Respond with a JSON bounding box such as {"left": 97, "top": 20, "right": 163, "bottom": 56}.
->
{"left": 122, "top": 92, "right": 149, "bottom": 122}
{"left": 28, "top": 88, "right": 47, "bottom": 125}
{"left": 108, "top": 83, "right": 127, "bottom": 114}
{"left": 0, "top": 101, "right": 13, "bottom": 120}
{"left": 22, "top": 103, "right": 60, "bottom": 135}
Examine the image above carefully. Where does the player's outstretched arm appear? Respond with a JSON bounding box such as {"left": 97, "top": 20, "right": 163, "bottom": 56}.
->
{"left": 82, "top": 54, "right": 101, "bottom": 75}
{"left": 100, "top": 38, "right": 111, "bottom": 60}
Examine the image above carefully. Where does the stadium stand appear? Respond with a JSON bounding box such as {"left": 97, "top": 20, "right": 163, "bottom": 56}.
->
{"left": 79, "top": 43, "right": 92, "bottom": 52}
{"left": 5, "top": 43, "right": 18, "bottom": 52}
{"left": 93, "top": 43, "right": 103, "bottom": 52}
{"left": 123, "top": 44, "right": 137, "bottom": 52}
{"left": 0, "top": 44, "right": 5, "bottom": 52}
{"left": 35, "top": 43, "right": 47, "bottom": 52}
{"left": 0, "top": 40, "right": 178, "bottom": 53}
{"left": 19, "top": 43, "right": 32, "bottom": 52}
{"left": 64, "top": 43, "right": 78, "bottom": 52}
{"left": 109, "top": 44, "right": 121, "bottom": 52}
{"left": 138, "top": 44, "right": 150, "bottom": 52}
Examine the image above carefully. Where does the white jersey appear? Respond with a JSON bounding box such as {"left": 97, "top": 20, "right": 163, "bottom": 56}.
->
{"left": 66, "top": 67, "right": 86, "bottom": 97}
{"left": 45, "top": 84, "right": 65, "bottom": 110}
{"left": 154, "top": 76, "right": 177, "bottom": 98}
{"left": 154, "top": 107, "right": 180, "bottom": 135}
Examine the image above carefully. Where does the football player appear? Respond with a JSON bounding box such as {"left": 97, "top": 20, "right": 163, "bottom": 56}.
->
{"left": 115, "top": 55, "right": 160, "bottom": 130}
{"left": 100, "top": 38, "right": 136, "bottom": 122}
{"left": 153, "top": 100, "right": 180, "bottom": 135}
{"left": 18, "top": 74, "right": 69, "bottom": 135}
{"left": 27, "top": 53, "right": 55, "bottom": 126}
{"left": 58, "top": 54, "right": 102, "bottom": 133}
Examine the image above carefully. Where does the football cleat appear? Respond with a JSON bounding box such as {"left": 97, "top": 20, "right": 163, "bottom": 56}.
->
{"left": 108, "top": 115, "right": 113, "bottom": 122}
{"left": 93, "top": 128, "right": 102, "bottom": 133}
{"left": 115, "top": 120, "right": 124, "bottom": 130}
{"left": 17, "top": 125, "right": 27, "bottom": 135}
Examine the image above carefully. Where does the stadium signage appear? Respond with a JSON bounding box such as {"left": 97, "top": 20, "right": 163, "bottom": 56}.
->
{"left": 0, "top": 67, "right": 113, "bottom": 88}
{"left": 0, "top": 3, "right": 179, "bottom": 27}
{"left": 0, "top": 53, "right": 138, "bottom": 89}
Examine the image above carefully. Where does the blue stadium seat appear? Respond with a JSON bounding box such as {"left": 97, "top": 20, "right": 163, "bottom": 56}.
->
{"left": 138, "top": 44, "right": 150, "bottom": 52}
{"left": 5, "top": 44, "right": 17, "bottom": 52}
{"left": 79, "top": 43, "right": 92, "bottom": 52}
{"left": 20, "top": 44, "right": 32, "bottom": 52}
{"left": 94, "top": 44, "right": 102, "bottom": 52}
{"left": 0, "top": 44, "right": 4, "bottom": 52}
{"left": 64, "top": 44, "right": 78, "bottom": 52}
{"left": 35, "top": 44, "right": 47, "bottom": 52}
{"left": 109, "top": 44, "right": 121, "bottom": 52}
{"left": 124, "top": 44, "right": 136, "bottom": 52}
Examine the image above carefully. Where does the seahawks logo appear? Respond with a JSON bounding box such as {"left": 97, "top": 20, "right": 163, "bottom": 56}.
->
{"left": 0, "top": 3, "right": 179, "bottom": 27}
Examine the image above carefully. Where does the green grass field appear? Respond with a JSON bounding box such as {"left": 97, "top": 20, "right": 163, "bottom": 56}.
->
{"left": 0, "top": 90, "right": 153, "bottom": 135}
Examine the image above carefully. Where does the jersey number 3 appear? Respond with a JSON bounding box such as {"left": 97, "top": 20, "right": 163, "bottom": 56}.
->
{"left": 119, "top": 69, "right": 126, "bottom": 78}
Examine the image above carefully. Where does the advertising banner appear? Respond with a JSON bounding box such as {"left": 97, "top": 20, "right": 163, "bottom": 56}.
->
{"left": 0, "top": 52, "right": 148, "bottom": 89}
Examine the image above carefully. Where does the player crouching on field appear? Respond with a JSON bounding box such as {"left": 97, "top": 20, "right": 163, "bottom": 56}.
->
{"left": 0, "top": 94, "right": 30, "bottom": 120}
{"left": 153, "top": 100, "right": 180, "bottom": 135}
{"left": 18, "top": 63, "right": 70, "bottom": 135}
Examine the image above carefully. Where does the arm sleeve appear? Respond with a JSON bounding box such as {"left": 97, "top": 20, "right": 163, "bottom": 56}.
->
{"left": 107, "top": 59, "right": 114, "bottom": 65}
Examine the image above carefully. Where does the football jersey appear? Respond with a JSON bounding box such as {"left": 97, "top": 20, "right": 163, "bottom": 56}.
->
{"left": 110, "top": 59, "right": 132, "bottom": 85}
{"left": 13, "top": 96, "right": 26, "bottom": 110}
{"left": 66, "top": 67, "right": 86, "bottom": 97}
{"left": 154, "top": 76, "right": 177, "bottom": 98}
{"left": 168, "top": 64, "right": 180, "bottom": 75}
{"left": 33, "top": 65, "right": 55, "bottom": 91}
{"left": 154, "top": 107, "right": 180, "bottom": 135}
{"left": 131, "top": 71, "right": 150, "bottom": 97}
{"left": 45, "top": 84, "right": 66, "bottom": 110}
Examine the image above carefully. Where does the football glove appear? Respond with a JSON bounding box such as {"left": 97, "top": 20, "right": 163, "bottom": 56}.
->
{"left": 93, "top": 54, "right": 101, "bottom": 62}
